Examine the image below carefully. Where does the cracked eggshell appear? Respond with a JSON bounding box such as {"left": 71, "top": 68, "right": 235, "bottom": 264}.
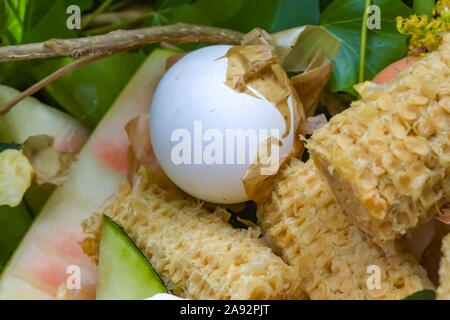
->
{"left": 150, "top": 45, "right": 294, "bottom": 204}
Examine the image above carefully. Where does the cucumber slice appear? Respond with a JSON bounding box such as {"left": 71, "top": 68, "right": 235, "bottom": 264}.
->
{"left": 97, "top": 215, "right": 167, "bottom": 300}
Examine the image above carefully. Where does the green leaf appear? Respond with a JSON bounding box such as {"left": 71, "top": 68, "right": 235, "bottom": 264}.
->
{"left": 217, "top": 0, "right": 320, "bottom": 33}
{"left": 29, "top": 52, "right": 146, "bottom": 128}
{"left": 22, "top": 0, "right": 76, "bottom": 44}
{"left": 413, "top": 0, "right": 436, "bottom": 15}
{"left": 0, "top": 0, "right": 76, "bottom": 89}
{"left": 68, "top": 0, "right": 94, "bottom": 11}
{"left": 0, "top": 203, "right": 32, "bottom": 273}
{"left": 151, "top": 0, "right": 320, "bottom": 33}
{"left": 404, "top": 289, "right": 437, "bottom": 300}
{"left": 170, "top": 0, "right": 244, "bottom": 25}
{"left": 0, "top": 0, "right": 78, "bottom": 46}
{"left": 0, "top": 1, "right": 146, "bottom": 127}
{"left": 147, "top": 0, "right": 245, "bottom": 27}
{"left": 0, "top": 1, "right": 27, "bottom": 86}
{"left": 272, "top": 25, "right": 340, "bottom": 72}
{"left": 320, "top": 0, "right": 413, "bottom": 94}
{"left": 269, "top": 0, "right": 320, "bottom": 32}
{"left": 0, "top": 0, "right": 27, "bottom": 45}
{"left": 155, "top": 0, "right": 193, "bottom": 10}
{"left": 24, "top": 183, "right": 54, "bottom": 217}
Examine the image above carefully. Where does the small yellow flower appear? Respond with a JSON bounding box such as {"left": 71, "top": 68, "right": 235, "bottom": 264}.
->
{"left": 397, "top": 0, "right": 450, "bottom": 55}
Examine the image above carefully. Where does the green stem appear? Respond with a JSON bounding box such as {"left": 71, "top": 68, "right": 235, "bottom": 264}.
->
{"left": 413, "top": 0, "right": 436, "bottom": 15}
{"left": 359, "top": 0, "right": 371, "bottom": 83}
{"left": 82, "top": 0, "right": 114, "bottom": 29}
{"left": 82, "top": 12, "right": 154, "bottom": 36}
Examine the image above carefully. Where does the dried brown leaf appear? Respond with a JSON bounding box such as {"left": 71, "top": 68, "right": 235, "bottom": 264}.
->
{"left": 224, "top": 28, "right": 306, "bottom": 203}
{"left": 125, "top": 114, "right": 161, "bottom": 186}
{"left": 242, "top": 137, "right": 284, "bottom": 203}
{"left": 271, "top": 26, "right": 340, "bottom": 73}
{"left": 419, "top": 219, "right": 450, "bottom": 285}
{"left": 21, "top": 135, "right": 77, "bottom": 186}
{"left": 320, "top": 91, "right": 355, "bottom": 116}
{"left": 437, "top": 203, "right": 450, "bottom": 224}
{"left": 166, "top": 52, "right": 188, "bottom": 70}
{"left": 406, "top": 211, "right": 450, "bottom": 284}
{"left": 242, "top": 28, "right": 274, "bottom": 46}
{"left": 300, "top": 114, "right": 328, "bottom": 135}
{"left": 291, "top": 51, "right": 333, "bottom": 117}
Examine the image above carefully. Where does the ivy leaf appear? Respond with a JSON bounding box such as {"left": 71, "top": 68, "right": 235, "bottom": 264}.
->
{"left": 320, "top": 0, "right": 412, "bottom": 94}
{"left": 150, "top": 0, "right": 320, "bottom": 33}
{"left": 212, "top": 0, "right": 320, "bottom": 33}
{"left": 404, "top": 289, "right": 437, "bottom": 300}
{"left": 268, "top": 0, "right": 320, "bottom": 32}
{"left": 413, "top": 0, "right": 435, "bottom": 15}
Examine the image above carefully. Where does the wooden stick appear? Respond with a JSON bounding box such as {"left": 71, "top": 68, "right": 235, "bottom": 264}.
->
{"left": 0, "top": 23, "right": 244, "bottom": 62}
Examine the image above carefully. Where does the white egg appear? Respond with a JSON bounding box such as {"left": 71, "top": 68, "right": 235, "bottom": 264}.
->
{"left": 150, "top": 45, "right": 295, "bottom": 204}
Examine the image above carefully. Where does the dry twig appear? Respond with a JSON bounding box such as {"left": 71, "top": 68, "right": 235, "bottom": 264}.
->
{"left": 0, "top": 23, "right": 244, "bottom": 62}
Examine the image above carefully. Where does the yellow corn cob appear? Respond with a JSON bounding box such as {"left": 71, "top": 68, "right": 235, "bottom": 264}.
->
{"left": 88, "top": 168, "right": 304, "bottom": 300}
{"left": 257, "top": 159, "right": 433, "bottom": 300}
{"left": 437, "top": 233, "right": 450, "bottom": 300}
{"left": 308, "top": 33, "right": 450, "bottom": 244}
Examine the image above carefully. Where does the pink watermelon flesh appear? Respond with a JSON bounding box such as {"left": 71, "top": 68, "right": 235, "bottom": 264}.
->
{"left": 0, "top": 49, "right": 176, "bottom": 299}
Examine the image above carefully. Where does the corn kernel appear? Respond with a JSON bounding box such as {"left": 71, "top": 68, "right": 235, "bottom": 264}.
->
{"left": 404, "top": 136, "right": 430, "bottom": 156}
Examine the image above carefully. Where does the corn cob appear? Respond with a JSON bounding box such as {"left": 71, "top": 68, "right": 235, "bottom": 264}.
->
{"left": 308, "top": 33, "right": 450, "bottom": 244}
{"left": 437, "top": 233, "right": 450, "bottom": 300}
{"left": 257, "top": 158, "right": 433, "bottom": 300}
{"left": 87, "top": 168, "right": 304, "bottom": 300}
